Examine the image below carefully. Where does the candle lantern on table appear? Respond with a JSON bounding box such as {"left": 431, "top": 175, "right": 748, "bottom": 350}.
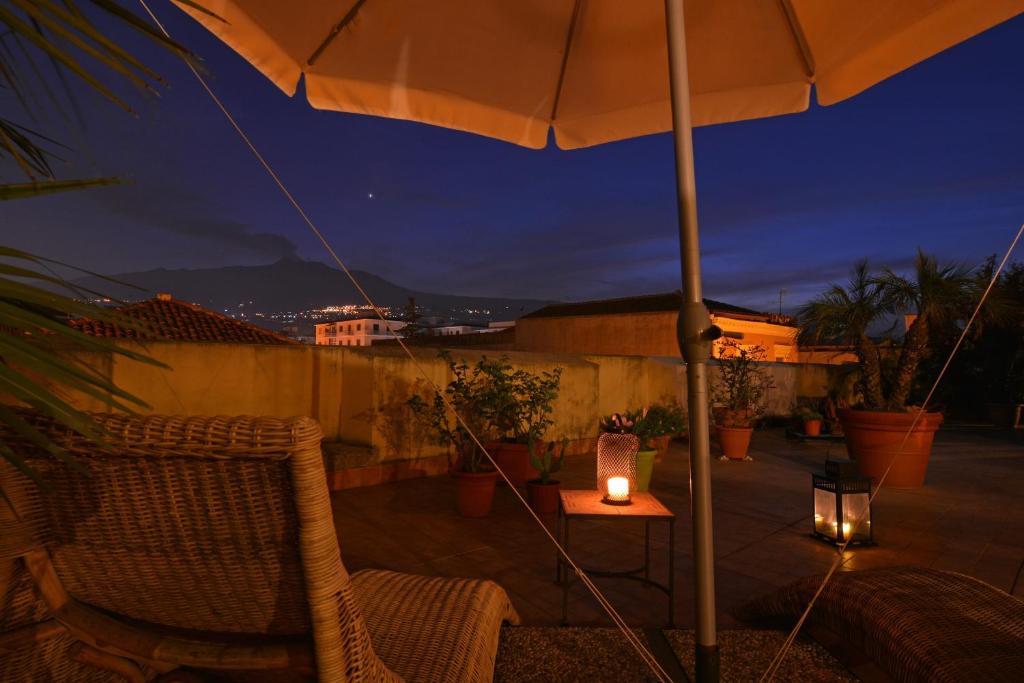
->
{"left": 597, "top": 432, "right": 638, "bottom": 505}
{"left": 812, "top": 457, "right": 873, "bottom": 545}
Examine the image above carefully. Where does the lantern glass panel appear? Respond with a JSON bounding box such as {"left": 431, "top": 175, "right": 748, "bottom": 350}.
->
{"left": 814, "top": 488, "right": 838, "bottom": 539}
{"left": 842, "top": 491, "right": 871, "bottom": 543}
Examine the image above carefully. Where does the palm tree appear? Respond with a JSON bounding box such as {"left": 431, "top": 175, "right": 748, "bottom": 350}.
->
{"left": 799, "top": 260, "right": 888, "bottom": 409}
{"left": 875, "top": 250, "right": 973, "bottom": 410}
{"left": 800, "top": 253, "right": 975, "bottom": 412}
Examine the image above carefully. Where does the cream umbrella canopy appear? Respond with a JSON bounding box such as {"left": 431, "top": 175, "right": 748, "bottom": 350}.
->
{"left": 174, "top": 1, "right": 1024, "bottom": 680}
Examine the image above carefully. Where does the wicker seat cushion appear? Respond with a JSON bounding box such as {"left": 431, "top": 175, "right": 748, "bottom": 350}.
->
{"left": 741, "top": 566, "right": 1024, "bottom": 683}
{"left": 351, "top": 569, "right": 520, "bottom": 683}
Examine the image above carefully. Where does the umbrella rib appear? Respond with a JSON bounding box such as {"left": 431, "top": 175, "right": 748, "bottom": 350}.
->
{"left": 780, "top": 0, "right": 815, "bottom": 80}
{"left": 307, "top": 0, "right": 370, "bottom": 67}
{"left": 549, "top": 0, "right": 582, "bottom": 124}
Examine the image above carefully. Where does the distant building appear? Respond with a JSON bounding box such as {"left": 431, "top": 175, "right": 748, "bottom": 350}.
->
{"left": 315, "top": 318, "right": 407, "bottom": 347}
{"left": 71, "top": 292, "right": 295, "bottom": 345}
{"left": 485, "top": 321, "right": 516, "bottom": 332}
{"left": 516, "top": 292, "right": 799, "bottom": 361}
{"left": 432, "top": 324, "right": 487, "bottom": 337}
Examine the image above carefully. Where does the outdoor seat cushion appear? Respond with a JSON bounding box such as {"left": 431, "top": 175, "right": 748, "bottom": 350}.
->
{"left": 740, "top": 566, "right": 1024, "bottom": 683}
{"left": 351, "top": 569, "right": 520, "bottom": 683}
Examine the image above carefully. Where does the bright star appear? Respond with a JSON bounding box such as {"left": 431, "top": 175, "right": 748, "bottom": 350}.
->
{"left": 367, "top": 192, "right": 374, "bottom": 199}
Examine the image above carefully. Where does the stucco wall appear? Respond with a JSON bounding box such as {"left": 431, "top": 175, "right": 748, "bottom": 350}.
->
{"left": 56, "top": 342, "right": 839, "bottom": 464}
{"left": 516, "top": 311, "right": 799, "bottom": 361}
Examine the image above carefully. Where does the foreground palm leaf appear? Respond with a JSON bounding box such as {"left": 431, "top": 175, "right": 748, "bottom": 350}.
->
{"left": 0, "top": 0, "right": 209, "bottom": 192}
{"left": 0, "top": 247, "right": 167, "bottom": 490}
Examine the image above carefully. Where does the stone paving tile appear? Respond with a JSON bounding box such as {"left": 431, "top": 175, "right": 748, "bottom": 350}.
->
{"left": 331, "top": 427, "right": 1024, "bottom": 628}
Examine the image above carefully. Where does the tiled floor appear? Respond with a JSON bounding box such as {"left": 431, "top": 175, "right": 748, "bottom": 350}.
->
{"left": 331, "top": 427, "right": 1024, "bottom": 629}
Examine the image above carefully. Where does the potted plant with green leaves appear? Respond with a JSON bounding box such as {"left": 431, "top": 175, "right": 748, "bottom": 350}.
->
{"left": 479, "top": 357, "right": 563, "bottom": 487}
{"left": 526, "top": 437, "right": 568, "bottom": 514}
{"left": 646, "top": 401, "right": 687, "bottom": 462}
{"left": 408, "top": 354, "right": 497, "bottom": 517}
{"left": 800, "top": 253, "right": 974, "bottom": 486}
{"left": 712, "top": 340, "right": 772, "bottom": 460}
{"left": 795, "top": 406, "right": 824, "bottom": 436}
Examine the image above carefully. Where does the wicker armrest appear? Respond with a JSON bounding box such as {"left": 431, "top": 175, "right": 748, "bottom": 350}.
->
{"left": 351, "top": 570, "right": 520, "bottom": 683}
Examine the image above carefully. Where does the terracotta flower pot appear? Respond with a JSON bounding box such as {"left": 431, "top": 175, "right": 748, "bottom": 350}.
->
{"left": 454, "top": 470, "right": 498, "bottom": 517}
{"left": 716, "top": 426, "right": 753, "bottom": 460}
{"left": 839, "top": 408, "right": 943, "bottom": 488}
{"left": 652, "top": 435, "right": 671, "bottom": 463}
{"left": 636, "top": 449, "right": 657, "bottom": 491}
{"left": 492, "top": 441, "right": 541, "bottom": 486}
{"left": 526, "top": 479, "right": 560, "bottom": 514}
{"left": 803, "top": 419, "right": 822, "bottom": 437}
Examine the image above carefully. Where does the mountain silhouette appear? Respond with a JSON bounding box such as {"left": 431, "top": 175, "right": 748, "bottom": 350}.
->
{"left": 73, "top": 259, "right": 550, "bottom": 320}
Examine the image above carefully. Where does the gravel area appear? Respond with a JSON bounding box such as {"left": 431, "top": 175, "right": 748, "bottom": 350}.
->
{"left": 665, "top": 629, "right": 858, "bottom": 682}
{"left": 495, "top": 627, "right": 660, "bottom": 682}
{"left": 494, "top": 627, "right": 858, "bottom": 682}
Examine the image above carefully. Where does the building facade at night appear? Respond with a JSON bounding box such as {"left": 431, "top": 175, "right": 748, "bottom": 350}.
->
{"left": 314, "top": 318, "right": 407, "bottom": 347}
{"left": 515, "top": 292, "right": 800, "bottom": 362}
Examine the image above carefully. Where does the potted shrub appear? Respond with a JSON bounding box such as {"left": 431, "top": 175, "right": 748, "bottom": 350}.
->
{"left": 646, "top": 402, "right": 687, "bottom": 462}
{"left": 479, "top": 357, "right": 563, "bottom": 487}
{"left": 800, "top": 253, "right": 973, "bottom": 487}
{"left": 408, "top": 355, "right": 497, "bottom": 517}
{"left": 712, "top": 341, "right": 772, "bottom": 460}
{"left": 526, "top": 437, "right": 568, "bottom": 514}
{"left": 795, "top": 406, "right": 824, "bottom": 436}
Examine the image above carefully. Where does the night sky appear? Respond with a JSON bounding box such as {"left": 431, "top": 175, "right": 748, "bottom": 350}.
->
{"left": 5, "top": 7, "right": 1024, "bottom": 312}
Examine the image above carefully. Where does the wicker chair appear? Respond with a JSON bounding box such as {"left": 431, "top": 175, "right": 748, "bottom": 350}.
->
{"left": 0, "top": 413, "right": 519, "bottom": 682}
{"left": 741, "top": 566, "right": 1024, "bottom": 682}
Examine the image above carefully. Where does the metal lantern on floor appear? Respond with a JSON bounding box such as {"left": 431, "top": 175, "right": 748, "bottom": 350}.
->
{"left": 597, "top": 432, "right": 638, "bottom": 506}
{"left": 812, "top": 457, "right": 873, "bottom": 545}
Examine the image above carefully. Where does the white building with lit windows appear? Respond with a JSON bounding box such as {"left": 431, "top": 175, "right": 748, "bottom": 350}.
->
{"left": 314, "top": 318, "right": 407, "bottom": 347}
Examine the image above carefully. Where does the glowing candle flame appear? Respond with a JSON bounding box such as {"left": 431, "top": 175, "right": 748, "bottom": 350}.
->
{"left": 607, "top": 476, "right": 630, "bottom": 501}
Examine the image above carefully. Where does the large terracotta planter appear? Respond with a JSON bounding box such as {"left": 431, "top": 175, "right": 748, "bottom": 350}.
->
{"left": 803, "top": 420, "right": 822, "bottom": 437}
{"left": 716, "top": 426, "right": 753, "bottom": 460}
{"left": 839, "top": 409, "right": 943, "bottom": 488}
{"left": 526, "top": 479, "right": 560, "bottom": 514}
{"left": 492, "top": 441, "right": 541, "bottom": 487}
{"left": 454, "top": 470, "right": 498, "bottom": 517}
{"left": 636, "top": 449, "right": 657, "bottom": 491}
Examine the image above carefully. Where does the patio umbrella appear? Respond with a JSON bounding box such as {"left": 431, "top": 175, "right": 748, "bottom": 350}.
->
{"left": 174, "top": 1, "right": 1024, "bottom": 679}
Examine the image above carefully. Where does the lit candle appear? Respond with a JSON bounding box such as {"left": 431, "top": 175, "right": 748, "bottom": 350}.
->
{"left": 607, "top": 476, "right": 630, "bottom": 502}
{"left": 831, "top": 521, "right": 851, "bottom": 536}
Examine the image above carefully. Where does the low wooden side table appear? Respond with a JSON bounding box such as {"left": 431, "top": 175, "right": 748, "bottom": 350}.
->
{"left": 556, "top": 489, "right": 676, "bottom": 627}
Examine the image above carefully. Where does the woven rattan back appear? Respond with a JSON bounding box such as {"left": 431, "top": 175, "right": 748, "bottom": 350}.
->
{"left": 1, "top": 413, "right": 397, "bottom": 682}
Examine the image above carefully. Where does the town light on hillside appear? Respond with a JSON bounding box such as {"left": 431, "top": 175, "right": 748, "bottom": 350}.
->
{"left": 813, "top": 458, "right": 873, "bottom": 546}
{"left": 597, "top": 433, "right": 638, "bottom": 506}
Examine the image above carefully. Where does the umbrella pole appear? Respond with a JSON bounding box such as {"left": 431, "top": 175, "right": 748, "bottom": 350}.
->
{"left": 664, "top": 1, "right": 720, "bottom": 681}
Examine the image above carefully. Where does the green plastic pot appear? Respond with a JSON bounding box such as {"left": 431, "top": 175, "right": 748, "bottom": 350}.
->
{"left": 636, "top": 449, "right": 657, "bottom": 492}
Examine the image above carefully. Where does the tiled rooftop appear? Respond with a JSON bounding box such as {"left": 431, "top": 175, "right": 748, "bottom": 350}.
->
{"left": 522, "top": 291, "right": 796, "bottom": 326}
{"left": 70, "top": 294, "right": 295, "bottom": 345}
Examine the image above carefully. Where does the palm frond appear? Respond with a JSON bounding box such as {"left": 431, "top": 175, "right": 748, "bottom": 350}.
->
{"left": 0, "top": 247, "right": 167, "bottom": 488}
{"left": 0, "top": 175, "right": 121, "bottom": 199}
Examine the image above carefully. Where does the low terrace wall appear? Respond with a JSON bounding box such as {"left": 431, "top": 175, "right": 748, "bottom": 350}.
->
{"left": 54, "top": 342, "right": 840, "bottom": 485}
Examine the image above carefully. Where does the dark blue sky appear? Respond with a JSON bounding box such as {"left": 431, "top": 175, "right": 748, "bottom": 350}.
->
{"left": 5, "top": 7, "right": 1024, "bottom": 311}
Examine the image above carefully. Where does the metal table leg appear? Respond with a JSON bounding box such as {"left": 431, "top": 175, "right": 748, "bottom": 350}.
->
{"left": 644, "top": 519, "right": 651, "bottom": 582}
{"left": 561, "top": 515, "right": 570, "bottom": 626}
{"left": 668, "top": 517, "right": 676, "bottom": 628}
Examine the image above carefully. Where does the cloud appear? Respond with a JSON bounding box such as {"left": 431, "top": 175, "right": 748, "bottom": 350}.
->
{"left": 88, "top": 181, "right": 299, "bottom": 261}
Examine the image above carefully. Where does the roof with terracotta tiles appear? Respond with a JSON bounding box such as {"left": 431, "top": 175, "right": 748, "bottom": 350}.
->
{"left": 70, "top": 294, "right": 296, "bottom": 345}
{"left": 522, "top": 291, "right": 796, "bottom": 325}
